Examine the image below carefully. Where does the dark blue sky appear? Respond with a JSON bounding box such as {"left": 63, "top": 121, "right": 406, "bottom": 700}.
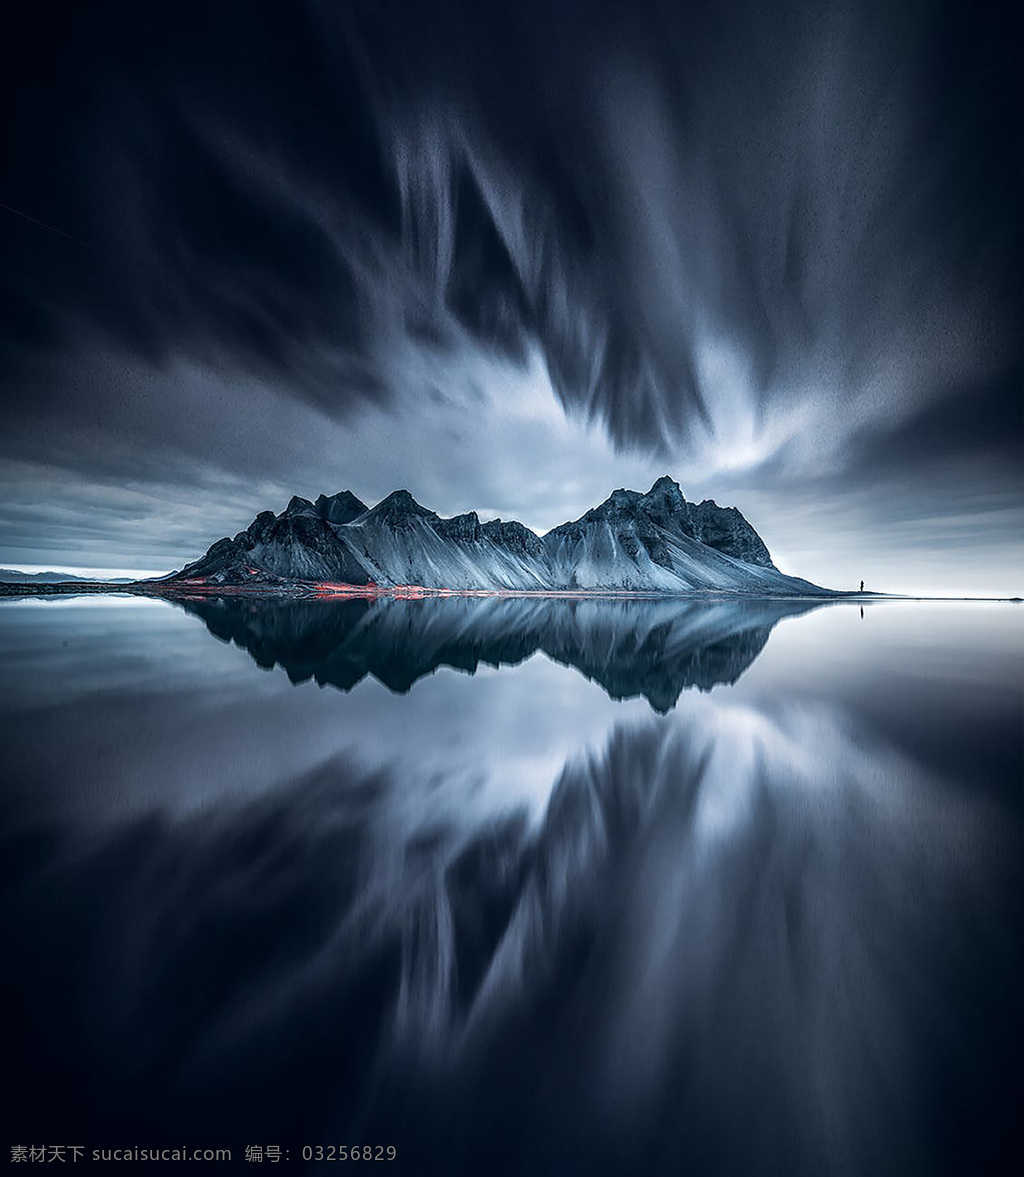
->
{"left": 0, "top": 0, "right": 1020, "bottom": 594}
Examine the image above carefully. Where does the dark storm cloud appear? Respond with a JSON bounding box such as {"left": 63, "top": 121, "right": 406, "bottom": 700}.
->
{"left": 841, "top": 362, "right": 1023, "bottom": 482}
{"left": 2, "top": 0, "right": 1019, "bottom": 448}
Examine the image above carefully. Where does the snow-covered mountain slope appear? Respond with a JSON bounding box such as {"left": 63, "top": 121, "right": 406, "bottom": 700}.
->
{"left": 173, "top": 477, "right": 830, "bottom": 595}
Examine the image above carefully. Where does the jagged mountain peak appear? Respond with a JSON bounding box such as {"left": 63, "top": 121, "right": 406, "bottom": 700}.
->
{"left": 435, "top": 511, "right": 481, "bottom": 542}
{"left": 283, "top": 495, "right": 316, "bottom": 517}
{"left": 643, "top": 476, "right": 688, "bottom": 516}
{"left": 283, "top": 492, "right": 370, "bottom": 526}
{"left": 606, "top": 487, "right": 645, "bottom": 509}
{"left": 553, "top": 476, "right": 688, "bottom": 532}
{"left": 315, "top": 490, "right": 368, "bottom": 525}
{"left": 480, "top": 518, "right": 545, "bottom": 557}
{"left": 647, "top": 474, "right": 685, "bottom": 497}
{"left": 363, "top": 489, "right": 436, "bottom": 521}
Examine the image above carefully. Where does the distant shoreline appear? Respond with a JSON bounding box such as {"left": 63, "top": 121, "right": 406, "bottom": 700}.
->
{"left": 0, "top": 581, "right": 1017, "bottom": 604}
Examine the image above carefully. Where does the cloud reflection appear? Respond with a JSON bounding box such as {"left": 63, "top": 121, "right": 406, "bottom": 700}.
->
{"left": 3, "top": 666, "right": 1015, "bottom": 1176}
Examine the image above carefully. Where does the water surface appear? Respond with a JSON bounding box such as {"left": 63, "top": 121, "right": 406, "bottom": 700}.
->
{"left": 1, "top": 596, "right": 1020, "bottom": 1175}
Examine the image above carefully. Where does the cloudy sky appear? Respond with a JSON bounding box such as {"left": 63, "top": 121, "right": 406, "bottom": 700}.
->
{"left": 1, "top": 0, "right": 1020, "bottom": 594}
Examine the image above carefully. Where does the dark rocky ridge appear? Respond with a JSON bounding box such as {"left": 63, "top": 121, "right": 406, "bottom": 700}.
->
{"left": 170, "top": 477, "right": 826, "bottom": 595}
{"left": 480, "top": 519, "right": 546, "bottom": 558}
{"left": 547, "top": 476, "right": 773, "bottom": 568}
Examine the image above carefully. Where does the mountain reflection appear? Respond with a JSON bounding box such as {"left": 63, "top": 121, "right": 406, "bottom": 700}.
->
{"left": 178, "top": 595, "right": 821, "bottom": 711}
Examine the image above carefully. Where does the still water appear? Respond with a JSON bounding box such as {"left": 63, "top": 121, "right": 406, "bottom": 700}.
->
{"left": 1, "top": 596, "right": 1020, "bottom": 1175}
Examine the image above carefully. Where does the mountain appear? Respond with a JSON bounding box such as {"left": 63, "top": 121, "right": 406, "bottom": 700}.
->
{"left": 0, "top": 569, "right": 133, "bottom": 584}
{"left": 169, "top": 477, "right": 829, "bottom": 595}
{"left": 177, "top": 594, "right": 822, "bottom": 712}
